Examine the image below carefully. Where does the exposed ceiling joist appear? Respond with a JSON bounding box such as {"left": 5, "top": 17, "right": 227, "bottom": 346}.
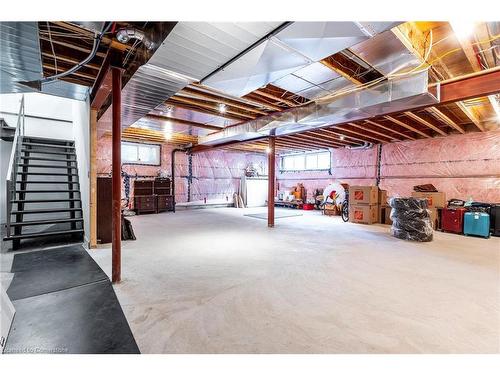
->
{"left": 364, "top": 120, "right": 416, "bottom": 140}
{"left": 384, "top": 115, "right": 431, "bottom": 138}
{"left": 427, "top": 107, "right": 466, "bottom": 134}
{"left": 404, "top": 112, "right": 448, "bottom": 136}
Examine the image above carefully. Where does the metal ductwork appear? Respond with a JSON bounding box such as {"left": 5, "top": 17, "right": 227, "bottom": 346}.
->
{"left": 116, "top": 28, "right": 155, "bottom": 50}
{"left": 0, "top": 22, "right": 90, "bottom": 100}
{"left": 198, "top": 66, "right": 439, "bottom": 146}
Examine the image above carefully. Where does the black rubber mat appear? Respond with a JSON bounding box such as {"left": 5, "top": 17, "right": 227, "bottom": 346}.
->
{"left": 4, "top": 280, "right": 139, "bottom": 354}
{"left": 7, "top": 245, "right": 108, "bottom": 301}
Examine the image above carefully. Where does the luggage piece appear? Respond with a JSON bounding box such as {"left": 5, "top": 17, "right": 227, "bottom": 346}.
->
{"left": 441, "top": 207, "right": 466, "bottom": 234}
{"left": 490, "top": 204, "right": 500, "bottom": 237}
{"left": 463, "top": 212, "right": 490, "bottom": 239}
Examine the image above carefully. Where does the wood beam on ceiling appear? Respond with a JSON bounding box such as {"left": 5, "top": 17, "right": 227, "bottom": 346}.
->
{"left": 252, "top": 89, "right": 298, "bottom": 107}
{"left": 42, "top": 63, "right": 96, "bottom": 81}
{"left": 319, "top": 127, "right": 387, "bottom": 144}
{"left": 168, "top": 96, "right": 256, "bottom": 120}
{"left": 274, "top": 140, "right": 317, "bottom": 151}
{"left": 426, "top": 107, "right": 466, "bottom": 134}
{"left": 303, "top": 130, "right": 362, "bottom": 146}
{"left": 41, "top": 52, "right": 101, "bottom": 71}
{"left": 166, "top": 98, "right": 250, "bottom": 121}
{"left": 390, "top": 23, "right": 487, "bottom": 132}
{"left": 178, "top": 89, "right": 268, "bottom": 116}
{"left": 280, "top": 136, "right": 335, "bottom": 149}
{"left": 321, "top": 58, "right": 363, "bottom": 85}
{"left": 346, "top": 122, "right": 398, "bottom": 141}
{"left": 243, "top": 93, "right": 285, "bottom": 111}
{"left": 384, "top": 115, "right": 431, "bottom": 138}
{"left": 145, "top": 114, "right": 222, "bottom": 131}
{"left": 364, "top": 119, "right": 416, "bottom": 140}
{"left": 39, "top": 35, "right": 107, "bottom": 57}
{"left": 292, "top": 132, "right": 347, "bottom": 147}
{"left": 404, "top": 112, "right": 448, "bottom": 136}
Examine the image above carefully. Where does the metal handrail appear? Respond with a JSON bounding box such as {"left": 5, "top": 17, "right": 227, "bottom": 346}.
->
{"left": 5, "top": 95, "right": 25, "bottom": 237}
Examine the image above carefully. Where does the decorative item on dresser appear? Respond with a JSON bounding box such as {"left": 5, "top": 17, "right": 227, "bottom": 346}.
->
{"left": 134, "top": 180, "right": 156, "bottom": 215}
{"left": 154, "top": 178, "right": 174, "bottom": 212}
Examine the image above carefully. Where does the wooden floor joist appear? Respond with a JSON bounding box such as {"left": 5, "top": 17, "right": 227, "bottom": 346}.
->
{"left": 364, "top": 120, "right": 416, "bottom": 140}
{"left": 384, "top": 116, "right": 431, "bottom": 138}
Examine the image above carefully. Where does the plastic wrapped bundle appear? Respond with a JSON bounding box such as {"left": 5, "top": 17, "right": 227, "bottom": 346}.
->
{"left": 389, "top": 197, "right": 434, "bottom": 242}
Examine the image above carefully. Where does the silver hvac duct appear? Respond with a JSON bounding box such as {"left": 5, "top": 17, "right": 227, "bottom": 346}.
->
{"left": 198, "top": 69, "right": 440, "bottom": 146}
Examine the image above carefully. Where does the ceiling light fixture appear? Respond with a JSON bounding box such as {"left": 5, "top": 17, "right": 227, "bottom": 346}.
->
{"left": 218, "top": 103, "right": 227, "bottom": 114}
{"left": 265, "top": 147, "right": 271, "bottom": 154}
{"left": 450, "top": 21, "right": 477, "bottom": 41}
{"left": 339, "top": 135, "right": 345, "bottom": 140}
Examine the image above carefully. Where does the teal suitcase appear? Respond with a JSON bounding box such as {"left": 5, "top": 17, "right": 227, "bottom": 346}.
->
{"left": 463, "top": 212, "right": 490, "bottom": 239}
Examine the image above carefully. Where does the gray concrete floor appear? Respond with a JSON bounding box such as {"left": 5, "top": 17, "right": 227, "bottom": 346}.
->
{"left": 89, "top": 208, "right": 500, "bottom": 354}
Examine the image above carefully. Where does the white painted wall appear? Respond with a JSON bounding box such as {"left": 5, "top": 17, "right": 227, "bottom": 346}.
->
{"left": 0, "top": 93, "right": 74, "bottom": 140}
{"left": 1, "top": 93, "right": 89, "bottom": 231}
{"left": 72, "top": 99, "right": 90, "bottom": 247}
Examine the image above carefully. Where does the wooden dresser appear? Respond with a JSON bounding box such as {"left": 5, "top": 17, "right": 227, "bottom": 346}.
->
{"left": 134, "top": 180, "right": 156, "bottom": 215}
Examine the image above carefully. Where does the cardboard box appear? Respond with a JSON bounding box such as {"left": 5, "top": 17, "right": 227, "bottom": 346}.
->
{"left": 378, "top": 190, "right": 388, "bottom": 206}
{"left": 379, "top": 205, "right": 392, "bottom": 225}
{"left": 349, "top": 186, "right": 379, "bottom": 205}
{"left": 428, "top": 208, "right": 442, "bottom": 230}
{"left": 411, "top": 192, "right": 446, "bottom": 208}
{"left": 349, "top": 204, "right": 379, "bottom": 224}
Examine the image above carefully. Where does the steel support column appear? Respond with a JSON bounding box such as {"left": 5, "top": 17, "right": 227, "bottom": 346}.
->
{"left": 268, "top": 136, "right": 276, "bottom": 228}
{"left": 111, "top": 67, "right": 122, "bottom": 283}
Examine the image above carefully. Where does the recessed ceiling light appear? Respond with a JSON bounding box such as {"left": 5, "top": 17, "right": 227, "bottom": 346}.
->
{"left": 218, "top": 103, "right": 227, "bottom": 114}
{"left": 450, "top": 21, "right": 477, "bottom": 40}
{"left": 339, "top": 135, "right": 345, "bottom": 140}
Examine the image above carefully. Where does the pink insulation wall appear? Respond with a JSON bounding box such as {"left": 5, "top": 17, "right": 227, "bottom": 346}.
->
{"left": 379, "top": 129, "right": 500, "bottom": 202}
{"left": 276, "top": 129, "right": 500, "bottom": 203}
{"left": 96, "top": 135, "right": 267, "bottom": 207}
{"left": 277, "top": 147, "right": 378, "bottom": 200}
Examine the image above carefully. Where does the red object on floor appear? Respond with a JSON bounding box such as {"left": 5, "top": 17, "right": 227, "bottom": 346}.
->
{"left": 441, "top": 207, "right": 466, "bottom": 234}
{"left": 302, "top": 203, "right": 314, "bottom": 210}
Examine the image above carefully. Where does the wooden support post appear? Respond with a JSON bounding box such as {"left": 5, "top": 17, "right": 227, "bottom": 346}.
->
{"left": 89, "top": 109, "right": 98, "bottom": 248}
{"left": 268, "top": 136, "right": 275, "bottom": 228}
{"left": 111, "top": 67, "right": 122, "bottom": 284}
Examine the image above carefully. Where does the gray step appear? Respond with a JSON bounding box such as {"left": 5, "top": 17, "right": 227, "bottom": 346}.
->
{"left": 21, "top": 149, "right": 76, "bottom": 156}
{"left": 22, "top": 136, "right": 74, "bottom": 146}
{"left": 17, "top": 164, "right": 78, "bottom": 169}
{"left": 20, "top": 156, "right": 77, "bottom": 162}
{"left": 15, "top": 189, "right": 81, "bottom": 193}
{"left": 10, "top": 218, "right": 84, "bottom": 227}
{"left": 11, "top": 198, "right": 81, "bottom": 203}
{"left": 16, "top": 181, "right": 80, "bottom": 184}
{"left": 3, "top": 229, "right": 84, "bottom": 241}
{"left": 11, "top": 208, "right": 82, "bottom": 215}
{"left": 17, "top": 172, "right": 79, "bottom": 176}
{"left": 22, "top": 142, "right": 75, "bottom": 149}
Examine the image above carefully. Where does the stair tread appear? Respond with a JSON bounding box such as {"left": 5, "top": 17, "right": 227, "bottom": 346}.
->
{"left": 17, "top": 171, "right": 79, "bottom": 176}
{"left": 4, "top": 229, "right": 84, "bottom": 241}
{"left": 11, "top": 198, "right": 81, "bottom": 203}
{"left": 22, "top": 136, "right": 74, "bottom": 145}
{"left": 20, "top": 156, "right": 76, "bottom": 162}
{"left": 17, "top": 164, "right": 78, "bottom": 169}
{"left": 15, "top": 190, "right": 81, "bottom": 193}
{"left": 21, "top": 149, "right": 76, "bottom": 155}
{"left": 10, "top": 218, "right": 84, "bottom": 226}
{"left": 16, "top": 181, "right": 79, "bottom": 184}
{"left": 11, "top": 208, "right": 82, "bottom": 214}
{"left": 22, "top": 142, "right": 75, "bottom": 149}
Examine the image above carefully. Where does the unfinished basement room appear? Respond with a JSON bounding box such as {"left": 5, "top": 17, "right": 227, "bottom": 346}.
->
{"left": 1, "top": 2, "right": 500, "bottom": 370}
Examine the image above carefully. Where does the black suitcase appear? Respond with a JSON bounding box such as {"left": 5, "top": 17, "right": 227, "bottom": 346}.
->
{"left": 490, "top": 204, "right": 500, "bottom": 236}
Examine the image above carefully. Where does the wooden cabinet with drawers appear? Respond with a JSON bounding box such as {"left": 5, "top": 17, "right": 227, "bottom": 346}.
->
{"left": 133, "top": 178, "right": 174, "bottom": 215}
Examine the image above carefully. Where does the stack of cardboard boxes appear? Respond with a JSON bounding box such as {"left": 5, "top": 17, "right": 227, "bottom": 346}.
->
{"left": 348, "top": 186, "right": 380, "bottom": 224}
{"left": 378, "top": 189, "right": 392, "bottom": 225}
{"left": 411, "top": 191, "right": 446, "bottom": 229}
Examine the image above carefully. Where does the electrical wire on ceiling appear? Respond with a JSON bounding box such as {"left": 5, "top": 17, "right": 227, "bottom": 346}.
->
{"left": 46, "top": 22, "right": 58, "bottom": 74}
{"left": 39, "top": 22, "right": 112, "bottom": 84}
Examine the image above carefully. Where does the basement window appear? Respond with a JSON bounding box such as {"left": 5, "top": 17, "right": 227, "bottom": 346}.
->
{"left": 280, "top": 150, "right": 331, "bottom": 172}
{"left": 121, "top": 141, "right": 161, "bottom": 166}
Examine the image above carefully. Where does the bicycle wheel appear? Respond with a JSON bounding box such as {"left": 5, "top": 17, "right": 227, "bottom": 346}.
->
{"left": 341, "top": 201, "right": 349, "bottom": 222}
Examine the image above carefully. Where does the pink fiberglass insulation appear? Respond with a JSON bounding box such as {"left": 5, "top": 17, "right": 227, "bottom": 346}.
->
{"left": 96, "top": 133, "right": 267, "bottom": 207}
{"left": 277, "top": 147, "right": 377, "bottom": 199}
{"left": 379, "top": 129, "right": 500, "bottom": 202}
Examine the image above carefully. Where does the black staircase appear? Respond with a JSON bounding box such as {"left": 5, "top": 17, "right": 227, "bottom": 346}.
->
{"left": 4, "top": 118, "right": 84, "bottom": 250}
